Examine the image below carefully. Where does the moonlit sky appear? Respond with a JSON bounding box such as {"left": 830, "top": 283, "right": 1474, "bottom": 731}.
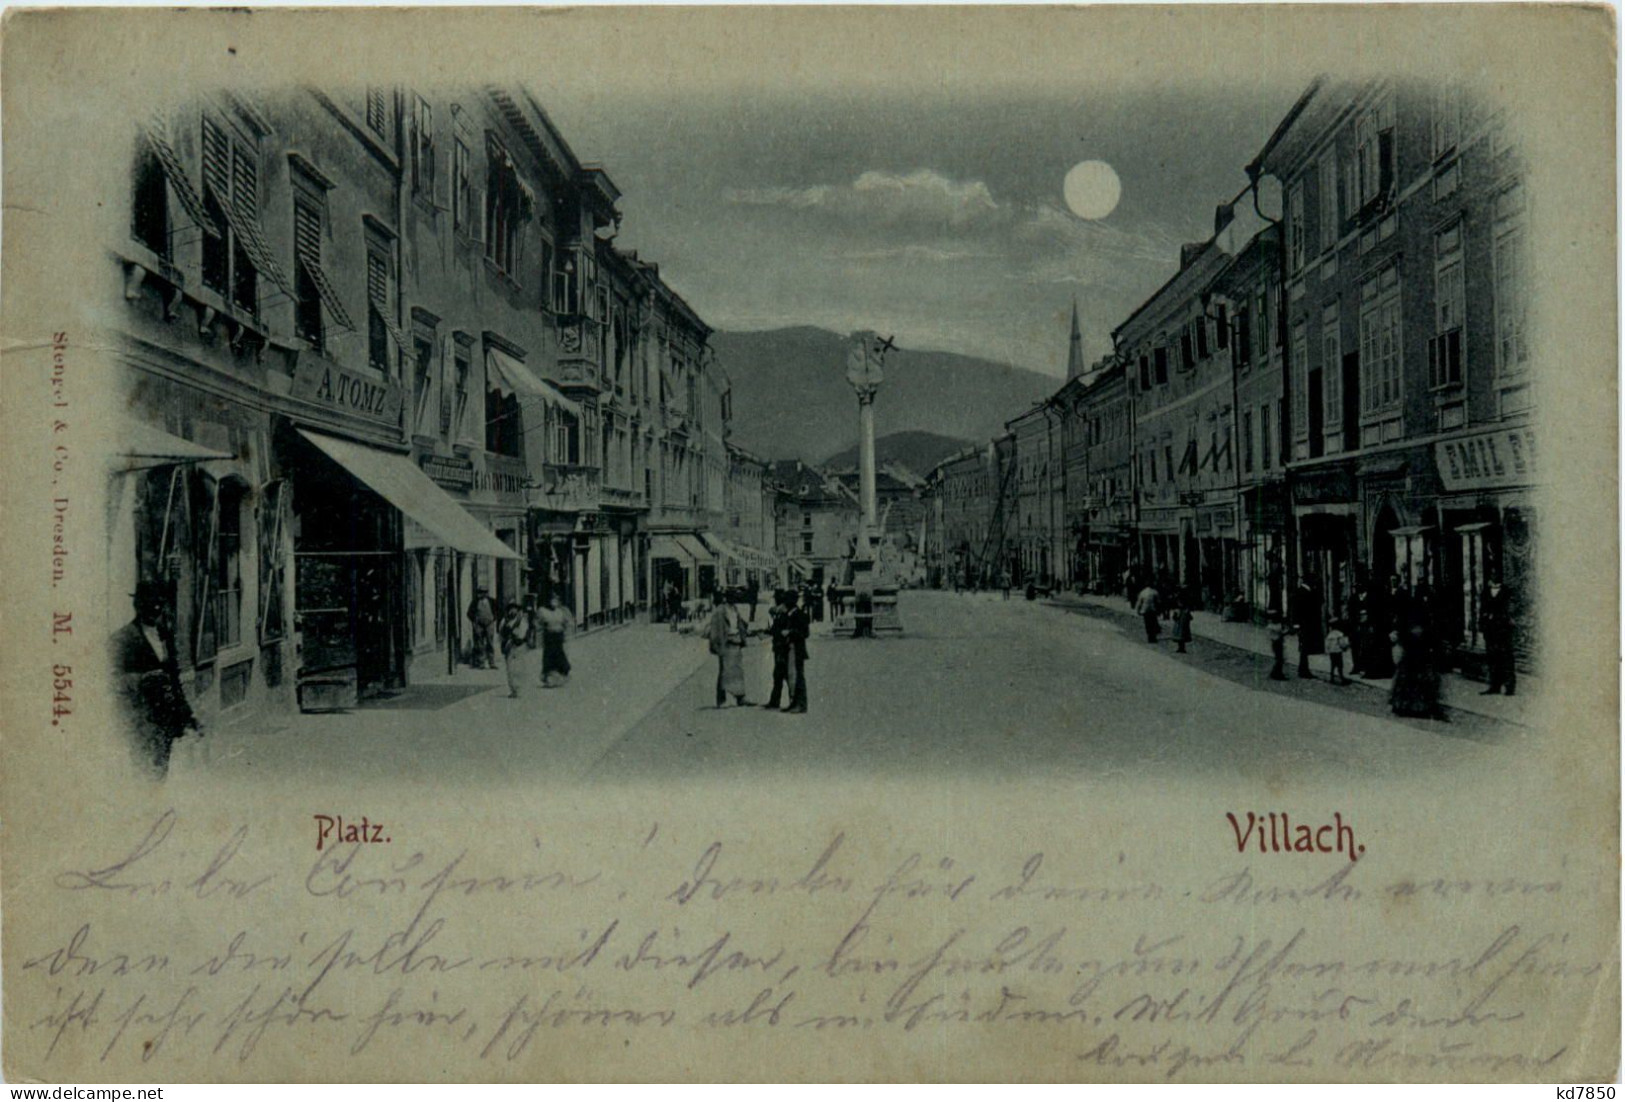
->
{"left": 529, "top": 39, "right": 1307, "bottom": 377}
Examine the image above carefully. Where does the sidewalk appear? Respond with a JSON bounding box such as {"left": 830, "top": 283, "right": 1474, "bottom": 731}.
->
{"left": 172, "top": 618, "right": 714, "bottom": 786}
{"left": 1052, "top": 592, "right": 1534, "bottom": 726}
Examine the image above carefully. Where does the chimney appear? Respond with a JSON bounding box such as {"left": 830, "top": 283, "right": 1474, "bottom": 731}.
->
{"left": 1179, "top": 242, "right": 1205, "bottom": 269}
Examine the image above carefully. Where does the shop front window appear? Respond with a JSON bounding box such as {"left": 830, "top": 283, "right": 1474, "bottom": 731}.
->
{"left": 216, "top": 481, "right": 245, "bottom": 650}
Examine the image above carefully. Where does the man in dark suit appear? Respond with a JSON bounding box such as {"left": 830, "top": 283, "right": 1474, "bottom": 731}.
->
{"left": 112, "top": 580, "right": 200, "bottom": 778}
{"left": 1292, "top": 578, "right": 1324, "bottom": 680}
{"left": 764, "top": 590, "right": 794, "bottom": 710}
{"left": 1480, "top": 578, "right": 1517, "bottom": 695}
{"left": 783, "top": 588, "right": 810, "bottom": 714}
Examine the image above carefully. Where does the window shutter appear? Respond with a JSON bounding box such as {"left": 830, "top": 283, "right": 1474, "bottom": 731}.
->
{"left": 1216, "top": 305, "right": 1229, "bottom": 349}
{"left": 294, "top": 201, "right": 322, "bottom": 267}
{"left": 367, "top": 250, "right": 388, "bottom": 305}
{"left": 231, "top": 146, "right": 257, "bottom": 221}
{"left": 422, "top": 101, "right": 435, "bottom": 198}
{"left": 200, "top": 117, "right": 230, "bottom": 201}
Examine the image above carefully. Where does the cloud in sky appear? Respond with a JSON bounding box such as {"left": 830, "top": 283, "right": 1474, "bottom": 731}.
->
{"left": 725, "top": 168, "right": 1002, "bottom": 229}
{"left": 709, "top": 167, "right": 1196, "bottom": 366}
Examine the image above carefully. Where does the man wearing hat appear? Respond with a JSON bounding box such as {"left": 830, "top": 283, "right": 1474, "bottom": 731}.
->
{"left": 783, "top": 587, "right": 810, "bottom": 714}
{"left": 765, "top": 589, "right": 796, "bottom": 710}
{"left": 112, "top": 580, "right": 201, "bottom": 777}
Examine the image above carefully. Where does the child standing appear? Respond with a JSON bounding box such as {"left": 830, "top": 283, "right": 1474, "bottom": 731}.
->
{"left": 1266, "top": 609, "right": 1289, "bottom": 681}
{"left": 1171, "top": 596, "right": 1193, "bottom": 654}
{"left": 1324, "top": 618, "right": 1351, "bottom": 685}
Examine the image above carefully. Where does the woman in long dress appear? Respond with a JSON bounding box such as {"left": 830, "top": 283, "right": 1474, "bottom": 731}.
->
{"left": 1389, "top": 605, "right": 1447, "bottom": 721}
{"left": 498, "top": 602, "right": 533, "bottom": 698}
{"left": 707, "top": 590, "right": 751, "bottom": 707}
{"left": 536, "top": 593, "right": 573, "bottom": 687}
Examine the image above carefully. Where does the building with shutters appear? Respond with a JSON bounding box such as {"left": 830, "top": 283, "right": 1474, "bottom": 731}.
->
{"left": 112, "top": 85, "right": 722, "bottom": 730}
{"left": 1256, "top": 78, "right": 1535, "bottom": 672}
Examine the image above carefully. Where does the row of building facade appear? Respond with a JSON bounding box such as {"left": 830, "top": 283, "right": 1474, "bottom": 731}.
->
{"left": 923, "top": 77, "right": 1537, "bottom": 674}
{"left": 110, "top": 85, "right": 781, "bottom": 722}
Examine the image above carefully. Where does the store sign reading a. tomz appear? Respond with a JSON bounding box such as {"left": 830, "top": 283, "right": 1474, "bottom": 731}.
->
{"left": 292, "top": 360, "right": 403, "bottom": 426}
{"left": 1435, "top": 426, "right": 1537, "bottom": 491}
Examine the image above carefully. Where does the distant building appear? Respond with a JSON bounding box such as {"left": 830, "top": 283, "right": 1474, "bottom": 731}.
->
{"left": 770, "top": 460, "right": 859, "bottom": 587}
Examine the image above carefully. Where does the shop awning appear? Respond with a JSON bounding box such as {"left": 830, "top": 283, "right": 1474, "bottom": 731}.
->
{"left": 486, "top": 347, "right": 582, "bottom": 418}
{"left": 701, "top": 533, "right": 778, "bottom": 571}
{"left": 296, "top": 428, "right": 519, "bottom": 560}
{"left": 649, "top": 533, "right": 716, "bottom": 565}
{"left": 787, "top": 558, "right": 814, "bottom": 578}
{"left": 1387, "top": 524, "right": 1435, "bottom": 538}
{"left": 116, "top": 418, "right": 235, "bottom": 472}
{"left": 677, "top": 535, "right": 714, "bottom": 563}
{"left": 698, "top": 532, "right": 733, "bottom": 559}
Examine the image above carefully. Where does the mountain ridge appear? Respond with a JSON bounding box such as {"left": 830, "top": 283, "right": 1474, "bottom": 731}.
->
{"left": 711, "top": 327, "right": 1058, "bottom": 462}
{"left": 820, "top": 430, "right": 976, "bottom": 476}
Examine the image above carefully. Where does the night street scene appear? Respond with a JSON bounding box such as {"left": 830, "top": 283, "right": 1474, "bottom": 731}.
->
{"left": 108, "top": 74, "right": 1537, "bottom": 785}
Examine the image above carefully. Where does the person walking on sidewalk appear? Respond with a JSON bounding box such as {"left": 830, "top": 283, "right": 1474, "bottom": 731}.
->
{"left": 1266, "top": 608, "right": 1290, "bottom": 680}
{"left": 536, "top": 592, "right": 573, "bottom": 688}
{"left": 1292, "top": 578, "right": 1323, "bottom": 680}
{"left": 467, "top": 587, "right": 498, "bottom": 669}
{"left": 1134, "top": 580, "right": 1162, "bottom": 643}
{"left": 707, "top": 589, "right": 752, "bottom": 708}
{"left": 1171, "top": 592, "right": 1193, "bottom": 654}
{"left": 498, "top": 601, "right": 534, "bottom": 699}
{"left": 1480, "top": 578, "right": 1517, "bottom": 695}
{"left": 783, "top": 588, "right": 810, "bottom": 713}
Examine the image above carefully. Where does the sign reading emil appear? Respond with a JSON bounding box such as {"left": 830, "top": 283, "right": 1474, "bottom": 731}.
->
{"left": 1436, "top": 426, "right": 1538, "bottom": 492}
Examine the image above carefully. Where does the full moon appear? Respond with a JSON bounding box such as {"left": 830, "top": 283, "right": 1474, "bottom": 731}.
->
{"left": 1064, "top": 160, "right": 1122, "bottom": 220}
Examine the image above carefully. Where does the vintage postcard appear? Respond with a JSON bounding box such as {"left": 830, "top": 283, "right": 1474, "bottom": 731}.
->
{"left": 0, "top": 5, "right": 1617, "bottom": 1084}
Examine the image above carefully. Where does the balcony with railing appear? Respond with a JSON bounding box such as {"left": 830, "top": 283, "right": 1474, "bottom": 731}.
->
{"left": 600, "top": 484, "right": 644, "bottom": 510}
{"left": 535, "top": 462, "right": 601, "bottom": 513}
{"left": 556, "top": 318, "right": 603, "bottom": 395}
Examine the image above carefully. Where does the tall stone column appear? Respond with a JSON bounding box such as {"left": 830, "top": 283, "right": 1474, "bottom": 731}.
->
{"left": 857, "top": 388, "right": 878, "bottom": 551}
{"left": 845, "top": 332, "right": 885, "bottom": 558}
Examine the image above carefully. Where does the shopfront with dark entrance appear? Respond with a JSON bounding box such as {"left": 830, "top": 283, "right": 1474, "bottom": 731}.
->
{"left": 284, "top": 426, "right": 521, "bottom": 711}
{"left": 1432, "top": 425, "right": 1539, "bottom": 674}
{"left": 1293, "top": 461, "right": 1359, "bottom": 628}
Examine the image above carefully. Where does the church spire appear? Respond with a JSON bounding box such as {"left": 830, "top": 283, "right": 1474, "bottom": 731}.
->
{"left": 1066, "top": 298, "right": 1086, "bottom": 379}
